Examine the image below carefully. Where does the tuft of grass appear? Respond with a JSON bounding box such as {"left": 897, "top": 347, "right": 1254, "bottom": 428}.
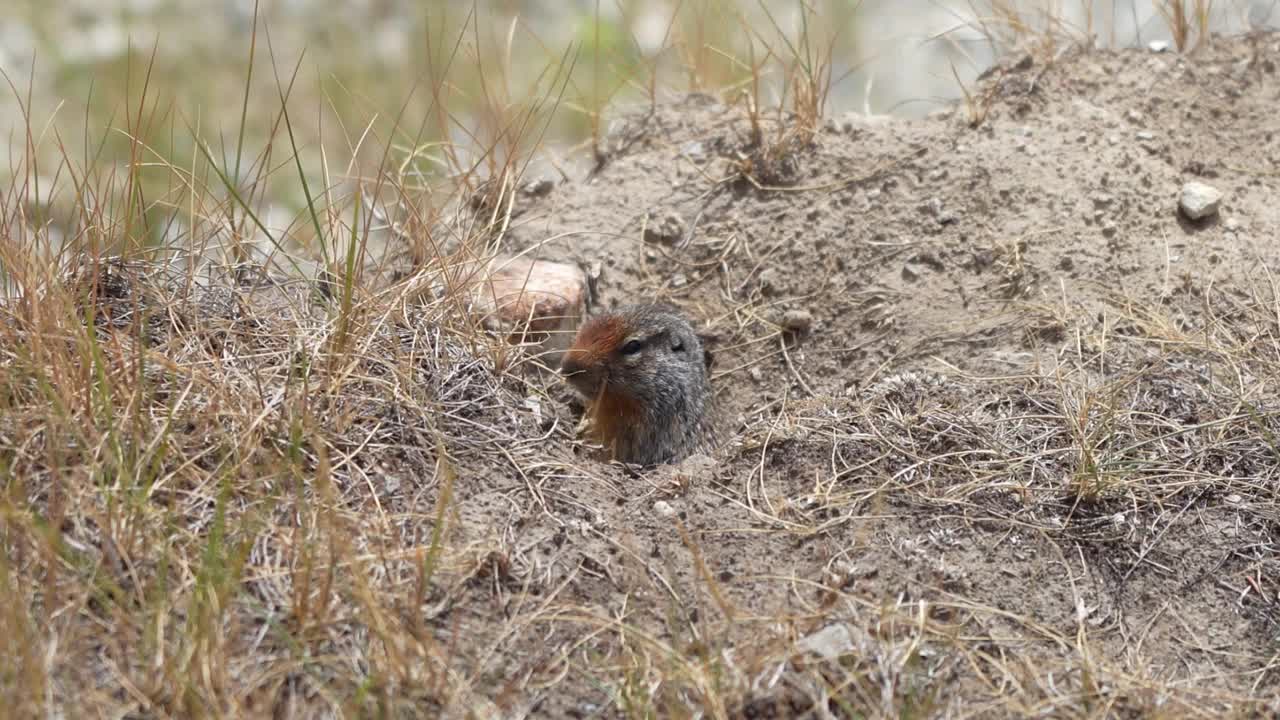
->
{"left": 725, "top": 1, "right": 843, "bottom": 190}
{"left": 0, "top": 7, "right": 584, "bottom": 715}
{"left": 1156, "top": 0, "right": 1215, "bottom": 52}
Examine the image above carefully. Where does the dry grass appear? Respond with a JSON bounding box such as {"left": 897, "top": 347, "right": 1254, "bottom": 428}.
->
{"left": 708, "top": 286, "right": 1280, "bottom": 716}
{"left": 1156, "top": 0, "right": 1216, "bottom": 52}
{"left": 725, "top": 1, "right": 840, "bottom": 189}
{"left": 0, "top": 8, "right": 575, "bottom": 715}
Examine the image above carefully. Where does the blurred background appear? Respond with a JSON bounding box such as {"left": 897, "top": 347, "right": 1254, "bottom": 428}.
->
{"left": 1, "top": 1, "right": 1277, "bottom": 252}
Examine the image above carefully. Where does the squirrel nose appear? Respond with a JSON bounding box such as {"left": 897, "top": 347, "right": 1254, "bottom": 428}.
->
{"left": 559, "top": 353, "right": 585, "bottom": 377}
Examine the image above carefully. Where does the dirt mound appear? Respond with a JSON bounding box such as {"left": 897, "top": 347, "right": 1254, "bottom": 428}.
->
{"left": 510, "top": 35, "right": 1280, "bottom": 400}
{"left": 475, "top": 34, "right": 1280, "bottom": 715}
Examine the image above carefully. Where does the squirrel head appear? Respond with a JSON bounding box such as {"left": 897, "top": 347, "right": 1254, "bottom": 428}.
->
{"left": 560, "top": 304, "right": 712, "bottom": 405}
{"left": 560, "top": 303, "right": 716, "bottom": 465}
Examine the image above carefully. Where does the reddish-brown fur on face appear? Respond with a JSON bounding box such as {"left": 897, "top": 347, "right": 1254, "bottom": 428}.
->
{"left": 562, "top": 314, "right": 645, "bottom": 456}
{"left": 565, "top": 314, "right": 628, "bottom": 366}
{"left": 559, "top": 304, "right": 713, "bottom": 465}
{"left": 588, "top": 382, "right": 642, "bottom": 459}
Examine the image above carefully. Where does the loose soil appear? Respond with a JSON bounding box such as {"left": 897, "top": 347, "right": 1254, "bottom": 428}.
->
{"left": 485, "top": 33, "right": 1280, "bottom": 717}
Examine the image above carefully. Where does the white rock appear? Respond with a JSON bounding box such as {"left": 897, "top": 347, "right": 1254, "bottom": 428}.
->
{"left": 1179, "top": 181, "right": 1223, "bottom": 220}
{"left": 652, "top": 500, "right": 677, "bottom": 518}
{"left": 1149, "top": 40, "right": 1170, "bottom": 53}
{"left": 797, "top": 624, "right": 856, "bottom": 660}
{"left": 521, "top": 177, "right": 555, "bottom": 196}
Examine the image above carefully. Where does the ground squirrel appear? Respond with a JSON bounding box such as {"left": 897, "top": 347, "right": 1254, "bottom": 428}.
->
{"left": 559, "top": 303, "right": 715, "bottom": 466}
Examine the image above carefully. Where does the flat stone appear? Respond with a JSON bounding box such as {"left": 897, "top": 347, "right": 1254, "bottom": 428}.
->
{"left": 475, "top": 256, "right": 586, "bottom": 355}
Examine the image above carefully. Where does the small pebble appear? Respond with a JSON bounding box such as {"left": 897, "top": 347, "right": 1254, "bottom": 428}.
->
{"left": 757, "top": 267, "right": 781, "bottom": 295}
{"left": 680, "top": 141, "right": 707, "bottom": 161}
{"left": 1148, "top": 40, "right": 1169, "bottom": 53}
{"left": 653, "top": 500, "right": 677, "bottom": 518}
{"left": 521, "top": 177, "right": 555, "bottom": 197}
{"left": 644, "top": 211, "right": 685, "bottom": 245}
{"left": 782, "top": 309, "right": 813, "bottom": 334}
{"left": 1179, "top": 181, "right": 1223, "bottom": 220}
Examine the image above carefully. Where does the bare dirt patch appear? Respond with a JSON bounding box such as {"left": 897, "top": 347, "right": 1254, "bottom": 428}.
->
{"left": 489, "top": 33, "right": 1280, "bottom": 716}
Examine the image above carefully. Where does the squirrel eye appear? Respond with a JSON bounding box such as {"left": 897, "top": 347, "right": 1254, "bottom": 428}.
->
{"left": 620, "top": 339, "right": 643, "bottom": 355}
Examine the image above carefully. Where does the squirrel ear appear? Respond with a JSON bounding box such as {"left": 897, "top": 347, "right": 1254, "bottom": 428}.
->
{"left": 696, "top": 332, "right": 717, "bottom": 371}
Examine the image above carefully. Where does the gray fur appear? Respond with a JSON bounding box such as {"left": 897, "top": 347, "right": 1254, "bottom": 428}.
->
{"left": 561, "top": 303, "right": 715, "bottom": 466}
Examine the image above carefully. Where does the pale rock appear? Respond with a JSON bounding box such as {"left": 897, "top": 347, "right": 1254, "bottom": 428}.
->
{"left": 475, "top": 256, "right": 586, "bottom": 359}
{"left": 797, "top": 624, "right": 856, "bottom": 660}
{"left": 1178, "top": 181, "right": 1223, "bottom": 220}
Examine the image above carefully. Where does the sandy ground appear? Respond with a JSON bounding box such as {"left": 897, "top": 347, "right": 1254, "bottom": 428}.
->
{"left": 450, "top": 33, "right": 1280, "bottom": 716}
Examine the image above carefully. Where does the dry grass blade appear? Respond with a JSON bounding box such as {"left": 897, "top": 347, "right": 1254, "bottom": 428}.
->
{"left": 1156, "top": 0, "right": 1216, "bottom": 52}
